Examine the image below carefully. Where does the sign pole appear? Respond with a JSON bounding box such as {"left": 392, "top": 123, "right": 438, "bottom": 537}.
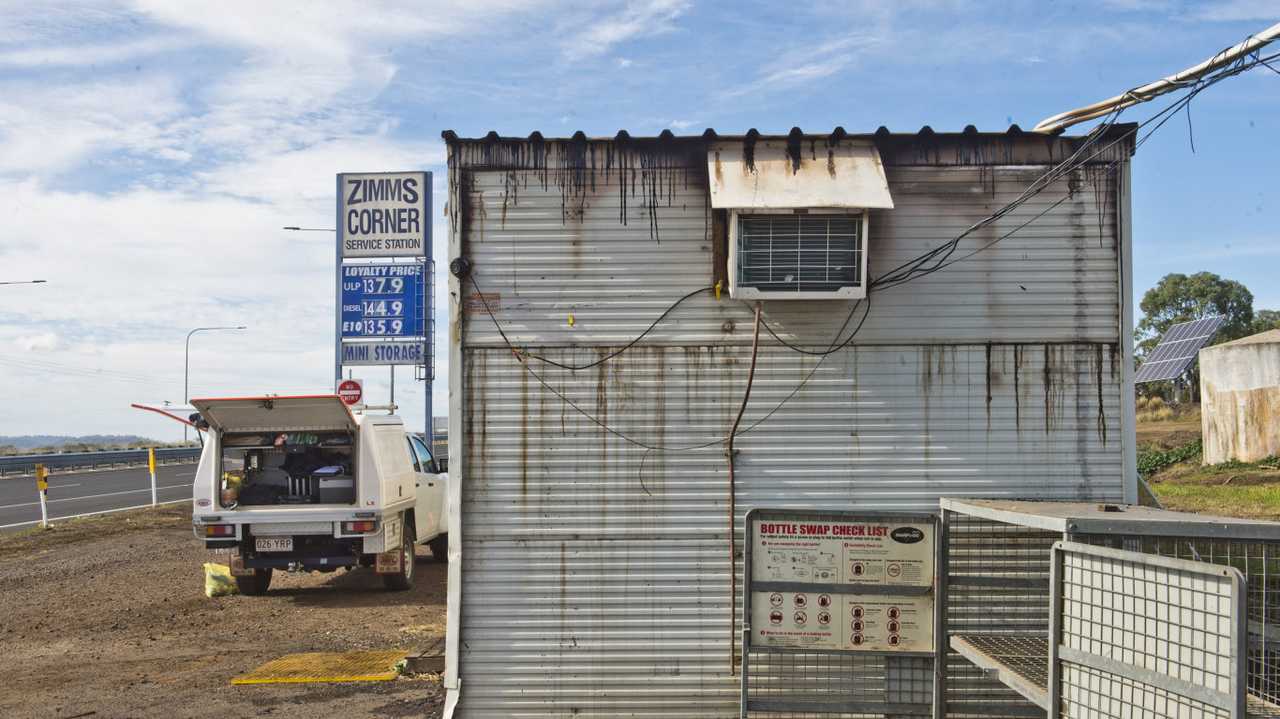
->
{"left": 424, "top": 174, "right": 434, "bottom": 451}
{"left": 334, "top": 173, "right": 344, "bottom": 388}
{"left": 148, "top": 447, "right": 158, "bottom": 507}
{"left": 35, "top": 464, "right": 49, "bottom": 528}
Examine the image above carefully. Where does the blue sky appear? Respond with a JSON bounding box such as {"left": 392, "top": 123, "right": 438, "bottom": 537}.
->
{"left": 0, "top": 0, "right": 1276, "bottom": 437}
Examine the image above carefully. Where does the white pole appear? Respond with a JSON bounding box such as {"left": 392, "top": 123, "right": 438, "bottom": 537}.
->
{"left": 1033, "top": 21, "right": 1280, "bottom": 133}
{"left": 36, "top": 464, "right": 48, "bottom": 528}
{"left": 148, "top": 447, "right": 158, "bottom": 507}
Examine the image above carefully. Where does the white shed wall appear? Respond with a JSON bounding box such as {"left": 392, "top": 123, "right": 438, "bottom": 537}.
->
{"left": 448, "top": 143, "right": 1130, "bottom": 718}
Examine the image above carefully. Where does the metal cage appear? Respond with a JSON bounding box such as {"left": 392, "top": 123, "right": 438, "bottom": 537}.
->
{"left": 936, "top": 499, "right": 1280, "bottom": 719}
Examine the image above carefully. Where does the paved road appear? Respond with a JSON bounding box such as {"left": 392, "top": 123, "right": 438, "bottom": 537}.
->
{"left": 0, "top": 463, "right": 196, "bottom": 532}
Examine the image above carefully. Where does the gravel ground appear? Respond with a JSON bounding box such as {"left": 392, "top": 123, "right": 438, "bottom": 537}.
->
{"left": 0, "top": 505, "right": 447, "bottom": 719}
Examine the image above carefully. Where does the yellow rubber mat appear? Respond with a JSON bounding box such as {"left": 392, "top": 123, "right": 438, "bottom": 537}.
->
{"left": 231, "top": 650, "right": 408, "bottom": 685}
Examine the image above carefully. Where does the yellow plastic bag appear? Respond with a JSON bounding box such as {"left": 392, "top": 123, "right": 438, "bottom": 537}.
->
{"left": 204, "top": 562, "right": 239, "bottom": 597}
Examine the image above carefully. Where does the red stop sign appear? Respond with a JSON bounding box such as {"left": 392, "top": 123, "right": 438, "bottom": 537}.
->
{"left": 337, "top": 379, "right": 363, "bottom": 405}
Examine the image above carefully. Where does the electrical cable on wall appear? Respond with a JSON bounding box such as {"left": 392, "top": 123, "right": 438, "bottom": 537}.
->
{"left": 726, "top": 302, "right": 761, "bottom": 675}
{"left": 461, "top": 44, "right": 1278, "bottom": 455}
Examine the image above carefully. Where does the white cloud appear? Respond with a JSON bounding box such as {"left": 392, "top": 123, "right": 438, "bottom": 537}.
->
{"left": 199, "top": 135, "right": 446, "bottom": 206}
{"left": 561, "top": 0, "right": 691, "bottom": 60}
{"left": 0, "top": 35, "right": 186, "bottom": 67}
{"left": 15, "top": 332, "right": 60, "bottom": 352}
{"left": 0, "top": 175, "right": 451, "bottom": 435}
{"left": 721, "top": 34, "right": 882, "bottom": 99}
{"left": 0, "top": 75, "right": 186, "bottom": 177}
{"left": 668, "top": 118, "right": 699, "bottom": 129}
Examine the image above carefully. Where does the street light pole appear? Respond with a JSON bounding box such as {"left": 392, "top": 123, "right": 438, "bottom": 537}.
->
{"left": 185, "top": 325, "right": 247, "bottom": 442}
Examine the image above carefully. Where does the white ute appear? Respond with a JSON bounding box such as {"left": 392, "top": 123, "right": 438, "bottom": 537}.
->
{"left": 188, "top": 395, "right": 447, "bottom": 595}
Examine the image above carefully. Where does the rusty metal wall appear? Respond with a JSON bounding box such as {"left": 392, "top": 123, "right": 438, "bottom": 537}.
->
{"left": 461, "top": 166, "right": 1120, "bottom": 348}
{"left": 449, "top": 144, "right": 1129, "bottom": 718}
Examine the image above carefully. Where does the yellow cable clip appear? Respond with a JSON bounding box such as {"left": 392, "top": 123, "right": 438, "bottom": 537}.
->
{"left": 567, "top": 312, "right": 576, "bottom": 327}
{"left": 714, "top": 280, "right": 722, "bottom": 301}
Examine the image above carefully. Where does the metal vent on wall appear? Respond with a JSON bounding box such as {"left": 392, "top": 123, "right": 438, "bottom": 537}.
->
{"left": 734, "top": 213, "right": 863, "bottom": 298}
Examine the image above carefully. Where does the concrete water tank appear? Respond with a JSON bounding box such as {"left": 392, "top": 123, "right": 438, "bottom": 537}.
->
{"left": 1200, "top": 329, "right": 1280, "bottom": 464}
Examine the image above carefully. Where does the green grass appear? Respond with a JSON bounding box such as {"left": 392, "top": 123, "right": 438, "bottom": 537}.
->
{"left": 1152, "top": 483, "right": 1280, "bottom": 520}
{"left": 1141, "top": 435, "right": 1280, "bottom": 518}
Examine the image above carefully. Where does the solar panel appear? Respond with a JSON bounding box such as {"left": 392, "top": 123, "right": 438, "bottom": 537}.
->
{"left": 1134, "top": 315, "right": 1226, "bottom": 383}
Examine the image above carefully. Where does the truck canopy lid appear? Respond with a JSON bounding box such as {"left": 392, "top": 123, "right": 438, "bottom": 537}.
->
{"left": 190, "top": 395, "right": 357, "bottom": 433}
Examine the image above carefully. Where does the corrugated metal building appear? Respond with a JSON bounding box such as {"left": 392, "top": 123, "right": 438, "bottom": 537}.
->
{"left": 441, "top": 126, "right": 1138, "bottom": 718}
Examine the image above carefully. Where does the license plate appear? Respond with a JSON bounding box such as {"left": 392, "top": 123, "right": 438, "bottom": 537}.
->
{"left": 255, "top": 537, "right": 293, "bottom": 552}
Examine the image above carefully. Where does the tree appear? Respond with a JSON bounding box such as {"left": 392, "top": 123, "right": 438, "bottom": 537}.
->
{"left": 1135, "top": 272, "right": 1254, "bottom": 402}
{"left": 1252, "top": 309, "right": 1280, "bottom": 335}
{"left": 1136, "top": 272, "right": 1254, "bottom": 356}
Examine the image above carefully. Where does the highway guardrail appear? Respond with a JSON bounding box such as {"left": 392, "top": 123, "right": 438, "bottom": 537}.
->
{"left": 0, "top": 447, "right": 201, "bottom": 477}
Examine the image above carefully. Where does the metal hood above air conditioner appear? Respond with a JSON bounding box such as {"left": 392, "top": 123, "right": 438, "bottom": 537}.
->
{"left": 707, "top": 139, "right": 894, "bottom": 210}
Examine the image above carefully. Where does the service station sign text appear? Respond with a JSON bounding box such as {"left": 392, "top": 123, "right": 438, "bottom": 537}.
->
{"left": 338, "top": 171, "right": 427, "bottom": 258}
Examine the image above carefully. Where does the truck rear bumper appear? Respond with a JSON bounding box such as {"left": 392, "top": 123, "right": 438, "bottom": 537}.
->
{"left": 243, "top": 554, "right": 362, "bottom": 571}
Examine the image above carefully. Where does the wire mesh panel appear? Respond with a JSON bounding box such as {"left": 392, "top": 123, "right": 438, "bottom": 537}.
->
{"left": 1075, "top": 534, "right": 1280, "bottom": 708}
{"left": 745, "top": 649, "right": 932, "bottom": 717}
{"left": 937, "top": 500, "right": 1280, "bottom": 719}
{"left": 1049, "top": 541, "right": 1246, "bottom": 719}
{"left": 940, "top": 511, "right": 1059, "bottom": 717}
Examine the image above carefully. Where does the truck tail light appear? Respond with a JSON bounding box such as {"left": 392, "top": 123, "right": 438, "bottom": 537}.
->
{"left": 343, "top": 520, "right": 378, "bottom": 533}
{"left": 205, "top": 524, "right": 235, "bottom": 537}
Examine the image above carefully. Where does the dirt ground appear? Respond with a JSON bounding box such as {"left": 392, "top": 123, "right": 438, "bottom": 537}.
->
{"left": 1135, "top": 417, "right": 1201, "bottom": 450}
{"left": 0, "top": 505, "right": 447, "bottom": 719}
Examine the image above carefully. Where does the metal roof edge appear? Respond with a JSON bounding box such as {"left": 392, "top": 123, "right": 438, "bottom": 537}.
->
{"left": 441, "top": 123, "right": 1139, "bottom": 146}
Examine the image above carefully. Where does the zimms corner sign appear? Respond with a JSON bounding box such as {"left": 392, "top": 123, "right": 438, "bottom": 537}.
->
{"left": 337, "top": 171, "right": 429, "bottom": 258}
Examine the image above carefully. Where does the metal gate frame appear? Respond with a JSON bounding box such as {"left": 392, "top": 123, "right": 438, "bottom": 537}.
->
{"left": 935, "top": 499, "right": 1280, "bottom": 719}
{"left": 740, "top": 508, "right": 942, "bottom": 717}
{"left": 1048, "top": 541, "right": 1248, "bottom": 719}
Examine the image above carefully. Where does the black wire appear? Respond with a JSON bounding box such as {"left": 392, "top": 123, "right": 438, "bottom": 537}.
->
{"left": 468, "top": 273, "right": 874, "bottom": 452}
{"left": 870, "top": 196, "right": 1072, "bottom": 294}
{"left": 737, "top": 294, "right": 873, "bottom": 434}
{"left": 464, "top": 45, "right": 1279, "bottom": 455}
{"left": 871, "top": 46, "right": 1280, "bottom": 293}
{"left": 468, "top": 273, "right": 744, "bottom": 451}
{"left": 757, "top": 298, "right": 866, "bottom": 356}
{"left": 513, "top": 285, "right": 714, "bottom": 370}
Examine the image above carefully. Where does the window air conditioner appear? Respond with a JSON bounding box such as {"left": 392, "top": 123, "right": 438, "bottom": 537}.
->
{"left": 728, "top": 209, "right": 868, "bottom": 300}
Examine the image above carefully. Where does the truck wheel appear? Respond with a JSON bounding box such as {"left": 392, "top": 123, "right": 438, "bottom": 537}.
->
{"left": 235, "top": 568, "right": 272, "bottom": 596}
{"left": 383, "top": 525, "right": 415, "bottom": 591}
{"left": 428, "top": 534, "right": 448, "bottom": 563}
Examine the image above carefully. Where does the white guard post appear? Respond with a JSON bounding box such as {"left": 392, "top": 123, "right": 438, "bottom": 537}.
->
{"left": 148, "top": 447, "right": 157, "bottom": 507}
{"left": 35, "top": 463, "right": 49, "bottom": 527}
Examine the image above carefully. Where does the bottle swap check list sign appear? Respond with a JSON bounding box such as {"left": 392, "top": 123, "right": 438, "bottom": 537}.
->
{"left": 754, "top": 520, "right": 933, "bottom": 587}
{"left": 747, "top": 516, "right": 936, "bottom": 653}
